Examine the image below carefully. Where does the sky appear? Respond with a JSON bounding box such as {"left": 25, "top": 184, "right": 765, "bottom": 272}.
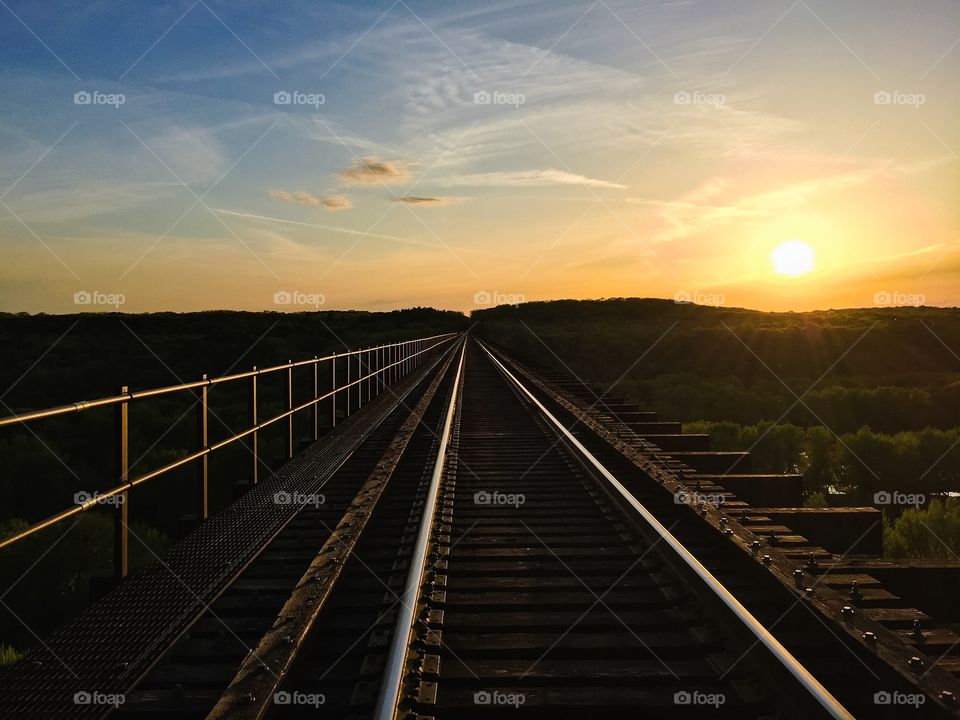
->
{"left": 0, "top": 0, "right": 957, "bottom": 314}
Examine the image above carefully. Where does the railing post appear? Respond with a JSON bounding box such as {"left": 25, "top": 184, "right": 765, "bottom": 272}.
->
{"left": 196, "top": 374, "right": 208, "bottom": 520}
{"left": 249, "top": 368, "right": 258, "bottom": 485}
{"left": 354, "top": 352, "right": 361, "bottom": 410}
{"left": 377, "top": 346, "right": 383, "bottom": 395}
{"left": 356, "top": 352, "right": 360, "bottom": 408}
{"left": 330, "top": 353, "right": 337, "bottom": 429}
{"left": 114, "top": 385, "right": 129, "bottom": 579}
{"left": 366, "top": 348, "right": 372, "bottom": 404}
{"left": 345, "top": 350, "right": 352, "bottom": 417}
{"left": 312, "top": 356, "right": 319, "bottom": 441}
{"left": 285, "top": 360, "right": 294, "bottom": 458}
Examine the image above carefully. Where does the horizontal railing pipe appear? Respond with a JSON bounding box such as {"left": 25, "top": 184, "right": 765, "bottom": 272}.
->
{"left": 0, "top": 333, "right": 457, "bottom": 429}
{"left": 0, "top": 333, "right": 458, "bottom": 552}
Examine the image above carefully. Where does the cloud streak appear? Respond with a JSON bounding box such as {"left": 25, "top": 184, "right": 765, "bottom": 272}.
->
{"left": 269, "top": 190, "right": 352, "bottom": 211}
{"left": 394, "top": 196, "right": 464, "bottom": 206}
{"left": 210, "top": 207, "right": 481, "bottom": 253}
{"left": 446, "top": 169, "right": 627, "bottom": 189}
{"left": 338, "top": 157, "right": 410, "bottom": 185}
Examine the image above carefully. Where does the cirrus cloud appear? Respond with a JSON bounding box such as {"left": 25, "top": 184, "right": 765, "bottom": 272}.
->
{"left": 268, "top": 190, "right": 352, "bottom": 211}
{"left": 394, "top": 196, "right": 464, "bottom": 206}
{"left": 445, "top": 169, "right": 627, "bottom": 190}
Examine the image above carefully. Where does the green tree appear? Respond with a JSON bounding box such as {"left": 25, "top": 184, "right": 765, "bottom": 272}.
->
{"left": 801, "top": 426, "right": 837, "bottom": 492}
{"left": 884, "top": 499, "right": 960, "bottom": 559}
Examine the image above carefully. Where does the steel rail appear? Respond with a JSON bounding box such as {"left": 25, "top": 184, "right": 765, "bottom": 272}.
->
{"left": 478, "top": 340, "right": 854, "bottom": 720}
{"left": 0, "top": 334, "right": 459, "bottom": 552}
{"left": 372, "top": 341, "right": 466, "bottom": 720}
{"left": 0, "top": 333, "right": 457, "bottom": 428}
{"left": 203, "top": 337, "right": 465, "bottom": 720}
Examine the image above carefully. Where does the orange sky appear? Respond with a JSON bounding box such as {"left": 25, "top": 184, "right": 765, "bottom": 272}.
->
{"left": 0, "top": 1, "right": 957, "bottom": 313}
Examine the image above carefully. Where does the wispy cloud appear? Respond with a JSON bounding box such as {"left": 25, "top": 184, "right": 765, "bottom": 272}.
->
{"left": 394, "top": 196, "right": 464, "bottom": 206}
{"left": 210, "top": 207, "right": 481, "bottom": 253}
{"left": 338, "top": 157, "right": 410, "bottom": 185}
{"left": 446, "top": 169, "right": 627, "bottom": 189}
{"left": 628, "top": 157, "right": 954, "bottom": 246}
{"left": 269, "top": 190, "right": 352, "bottom": 211}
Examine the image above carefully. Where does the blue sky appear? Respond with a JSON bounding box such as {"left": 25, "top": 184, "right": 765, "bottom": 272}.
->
{"left": 0, "top": 0, "right": 957, "bottom": 312}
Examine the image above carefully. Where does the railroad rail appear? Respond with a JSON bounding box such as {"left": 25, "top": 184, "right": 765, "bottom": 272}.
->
{"left": 2, "top": 335, "right": 960, "bottom": 718}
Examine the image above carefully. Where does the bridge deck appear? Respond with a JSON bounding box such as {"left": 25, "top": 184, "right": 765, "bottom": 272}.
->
{"left": 3, "top": 337, "right": 960, "bottom": 719}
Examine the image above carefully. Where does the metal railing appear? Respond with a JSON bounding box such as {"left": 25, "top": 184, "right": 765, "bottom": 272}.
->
{"left": 0, "top": 333, "right": 459, "bottom": 578}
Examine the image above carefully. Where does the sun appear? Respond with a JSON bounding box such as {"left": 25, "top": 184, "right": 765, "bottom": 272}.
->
{"left": 770, "top": 240, "right": 815, "bottom": 277}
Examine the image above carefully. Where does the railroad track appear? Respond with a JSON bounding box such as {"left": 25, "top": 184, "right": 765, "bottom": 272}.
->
{"left": 4, "top": 336, "right": 958, "bottom": 718}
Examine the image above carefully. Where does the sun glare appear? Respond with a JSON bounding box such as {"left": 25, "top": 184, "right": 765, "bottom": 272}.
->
{"left": 770, "top": 240, "right": 815, "bottom": 277}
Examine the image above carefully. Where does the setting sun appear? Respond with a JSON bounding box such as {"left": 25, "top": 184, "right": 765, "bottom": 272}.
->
{"left": 770, "top": 240, "right": 815, "bottom": 277}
